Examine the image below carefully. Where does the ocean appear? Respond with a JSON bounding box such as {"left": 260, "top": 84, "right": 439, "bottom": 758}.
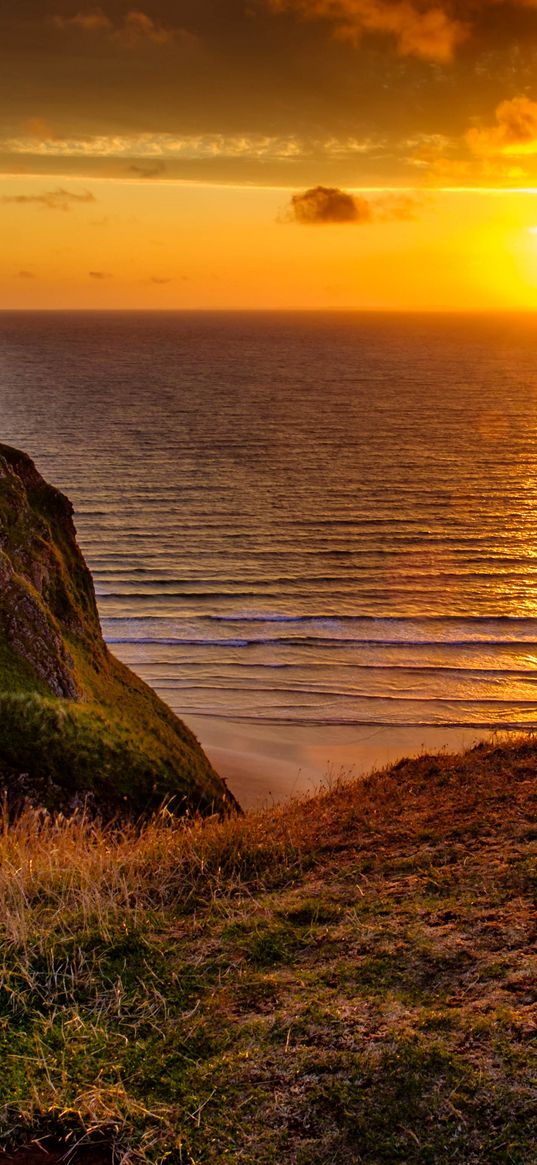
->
{"left": 2, "top": 311, "right": 537, "bottom": 795}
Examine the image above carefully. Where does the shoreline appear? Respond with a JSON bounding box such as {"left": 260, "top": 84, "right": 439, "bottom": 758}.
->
{"left": 187, "top": 716, "right": 521, "bottom": 809}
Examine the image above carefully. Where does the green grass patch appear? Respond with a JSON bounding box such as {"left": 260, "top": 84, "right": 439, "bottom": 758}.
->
{"left": 0, "top": 734, "right": 536, "bottom": 1161}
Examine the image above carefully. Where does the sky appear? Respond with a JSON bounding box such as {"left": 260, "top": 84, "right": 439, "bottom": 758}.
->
{"left": 4, "top": 1, "right": 537, "bottom": 308}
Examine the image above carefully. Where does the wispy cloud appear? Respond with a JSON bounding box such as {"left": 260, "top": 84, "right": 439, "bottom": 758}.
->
{"left": 16, "top": 270, "right": 35, "bottom": 279}
{"left": 374, "top": 193, "right": 420, "bottom": 220}
{"left": 268, "top": 0, "right": 469, "bottom": 62}
{"left": 117, "top": 9, "right": 176, "bottom": 46}
{"left": 467, "top": 96, "right": 537, "bottom": 157}
{"left": 52, "top": 8, "right": 180, "bottom": 47}
{"left": 0, "top": 131, "right": 382, "bottom": 162}
{"left": 1, "top": 188, "right": 96, "bottom": 210}
{"left": 128, "top": 160, "right": 167, "bottom": 178}
{"left": 268, "top": 0, "right": 537, "bottom": 63}
{"left": 53, "top": 8, "right": 112, "bottom": 33}
{"left": 88, "top": 270, "right": 112, "bottom": 279}
{"left": 22, "top": 117, "right": 58, "bottom": 140}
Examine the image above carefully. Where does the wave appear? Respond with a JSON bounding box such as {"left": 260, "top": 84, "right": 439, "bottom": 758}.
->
{"left": 179, "top": 711, "right": 537, "bottom": 729}
{"left": 106, "top": 635, "right": 537, "bottom": 649}
{"left": 107, "top": 637, "right": 254, "bottom": 647}
{"left": 206, "top": 614, "right": 537, "bottom": 626}
{"left": 104, "top": 613, "right": 537, "bottom": 629}
{"left": 140, "top": 661, "right": 537, "bottom": 676}
{"left": 94, "top": 568, "right": 537, "bottom": 594}
{"left": 9, "top": 310, "right": 537, "bottom": 741}
{"left": 152, "top": 684, "right": 537, "bottom": 705}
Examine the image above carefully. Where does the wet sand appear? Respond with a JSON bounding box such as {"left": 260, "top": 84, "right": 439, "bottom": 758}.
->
{"left": 188, "top": 717, "right": 517, "bottom": 810}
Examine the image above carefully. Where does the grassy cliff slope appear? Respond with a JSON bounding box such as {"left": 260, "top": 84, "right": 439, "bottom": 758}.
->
{"left": 0, "top": 736, "right": 535, "bottom": 1163}
{"left": 0, "top": 443, "right": 237, "bottom": 818}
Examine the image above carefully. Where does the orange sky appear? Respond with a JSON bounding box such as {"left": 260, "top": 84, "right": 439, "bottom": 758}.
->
{"left": 4, "top": 2, "right": 537, "bottom": 308}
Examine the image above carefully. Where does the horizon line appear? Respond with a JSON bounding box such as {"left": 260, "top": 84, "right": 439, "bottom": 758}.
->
{"left": 2, "top": 306, "right": 537, "bottom": 314}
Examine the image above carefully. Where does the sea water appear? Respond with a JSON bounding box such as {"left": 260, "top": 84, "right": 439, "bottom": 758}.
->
{"left": 2, "top": 310, "right": 537, "bottom": 753}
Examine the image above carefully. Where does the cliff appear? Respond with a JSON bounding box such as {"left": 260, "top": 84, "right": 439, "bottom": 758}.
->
{"left": 0, "top": 443, "right": 238, "bottom": 818}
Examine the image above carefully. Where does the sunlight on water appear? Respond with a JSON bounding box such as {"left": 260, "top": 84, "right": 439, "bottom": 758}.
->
{"left": 2, "top": 310, "right": 537, "bottom": 730}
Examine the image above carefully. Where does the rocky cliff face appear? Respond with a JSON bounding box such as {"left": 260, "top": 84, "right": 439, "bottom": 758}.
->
{"left": 0, "top": 444, "right": 104, "bottom": 698}
{"left": 0, "top": 443, "right": 239, "bottom": 818}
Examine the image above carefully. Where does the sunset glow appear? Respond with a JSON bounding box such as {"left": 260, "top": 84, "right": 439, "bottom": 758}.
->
{"left": 2, "top": 11, "right": 537, "bottom": 1145}
{"left": 4, "top": 3, "right": 537, "bottom": 309}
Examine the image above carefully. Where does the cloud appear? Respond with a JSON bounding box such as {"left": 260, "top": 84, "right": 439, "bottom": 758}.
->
{"left": 287, "top": 185, "right": 420, "bottom": 224}
{"left": 466, "top": 96, "right": 537, "bottom": 156}
{"left": 289, "top": 185, "right": 372, "bottom": 223}
{"left": 52, "top": 8, "right": 113, "bottom": 33}
{"left": 128, "top": 160, "right": 167, "bottom": 177}
{"left": 149, "top": 276, "right": 173, "bottom": 284}
{"left": 268, "top": 0, "right": 469, "bottom": 62}
{"left": 16, "top": 270, "right": 35, "bottom": 279}
{"left": 22, "top": 117, "right": 58, "bottom": 140}
{"left": 118, "top": 10, "right": 175, "bottom": 46}
{"left": 89, "top": 270, "right": 111, "bottom": 279}
{"left": 374, "top": 193, "right": 420, "bottom": 220}
{"left": 1, "top": 188, "right": 96, "bottom": 210}
{"left": 0, "top": 129, "right": 383, "bottom": 168}
{"left": 52, "top": 7, "right": 177, "bottom": 46}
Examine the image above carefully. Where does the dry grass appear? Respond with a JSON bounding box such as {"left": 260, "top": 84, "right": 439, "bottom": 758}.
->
{"left": 0, "top": 795, "right": 306, "bottom": 948}
{"left": 0, "top": 736, "right": 536, "bottom": 1163}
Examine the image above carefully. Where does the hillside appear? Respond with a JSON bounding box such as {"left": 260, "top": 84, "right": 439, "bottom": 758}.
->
{"left": 0, "top": 443, "right": 237, "bottom": 818}
{"left": 0, "top": 735, "right": 535, "bottom": 1164}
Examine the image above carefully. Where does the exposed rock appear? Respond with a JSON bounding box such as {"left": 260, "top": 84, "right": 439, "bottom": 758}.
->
{"left": 0, "top": 443, "right": 239, "bottom": 818}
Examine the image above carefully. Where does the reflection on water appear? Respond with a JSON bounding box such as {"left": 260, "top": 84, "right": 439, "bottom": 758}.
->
{"left": 2, "top": 310, "right": 537, "bottom": 729}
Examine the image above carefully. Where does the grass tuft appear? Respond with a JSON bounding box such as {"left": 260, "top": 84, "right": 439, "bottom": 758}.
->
{"left": 1, "top": 735, "right": 536, "bottom": 1162}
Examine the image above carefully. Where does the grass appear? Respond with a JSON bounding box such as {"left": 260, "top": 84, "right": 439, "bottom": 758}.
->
{"left": 0, "top": 669, "right": 234, "bottom": 818}
{"left": 0, "top": 442, "right": 236, "bottom": 818}
{"left": 0, "top": 734, "right": 536, "bottom": 1163}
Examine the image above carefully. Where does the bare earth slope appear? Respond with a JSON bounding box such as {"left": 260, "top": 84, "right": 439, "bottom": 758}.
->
{"left": 0, "top": 443, "right": 238, "bottom": 818}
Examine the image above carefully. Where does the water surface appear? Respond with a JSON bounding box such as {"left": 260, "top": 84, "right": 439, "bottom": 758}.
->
{"left": 2, "top": 310, "right": 537, "bottom": 751}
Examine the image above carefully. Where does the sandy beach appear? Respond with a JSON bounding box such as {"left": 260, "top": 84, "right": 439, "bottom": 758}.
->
{"left": 188, "top": 717, "right": 515, "bottom": 809}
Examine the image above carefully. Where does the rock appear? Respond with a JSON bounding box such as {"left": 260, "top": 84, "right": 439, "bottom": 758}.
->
{"left": 0, "top": 443, "right": 239, "bottom": 819}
